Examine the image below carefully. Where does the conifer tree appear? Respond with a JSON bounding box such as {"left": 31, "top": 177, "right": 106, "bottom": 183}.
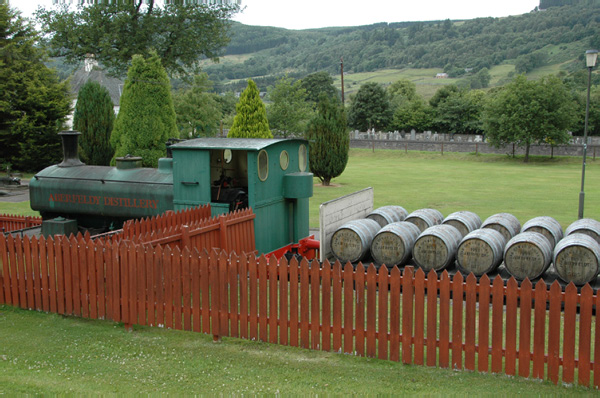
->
{"left": 73, "top": 81, "right": 115, "bottom": 165}
{"left": 0, "top": 5, "right": 71, "bottom": 171}
{"left": 228, "top": 79, "right": 272, "bottom": 138}
{"left": 110, "top": 51, "right": 178, "bottom": 167}
{"left": 306, "top": 95, "right": 349, "bottom": 186}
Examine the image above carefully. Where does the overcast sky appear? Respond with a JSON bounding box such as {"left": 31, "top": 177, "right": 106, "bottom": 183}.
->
{"left": 15, "top": 0, "right": 541, "bottom": 30}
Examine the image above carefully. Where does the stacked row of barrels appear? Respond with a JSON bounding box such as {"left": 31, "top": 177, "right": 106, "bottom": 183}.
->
{"left": 330, "top": 206, "right": 600, "bottom": 285}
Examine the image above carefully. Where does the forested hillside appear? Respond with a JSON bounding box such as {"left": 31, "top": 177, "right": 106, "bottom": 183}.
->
{"left": 204, "top": 2, "right": 600, "bottom": 92}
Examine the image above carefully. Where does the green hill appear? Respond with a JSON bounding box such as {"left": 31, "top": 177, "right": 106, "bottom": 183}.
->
{"left": 203, "top": 2, "right": 600, "bottom": 95}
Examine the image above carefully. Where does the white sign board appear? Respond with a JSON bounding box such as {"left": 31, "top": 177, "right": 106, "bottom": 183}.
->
{"left": 319, "top": 187, "right": 374, "bottom": 262}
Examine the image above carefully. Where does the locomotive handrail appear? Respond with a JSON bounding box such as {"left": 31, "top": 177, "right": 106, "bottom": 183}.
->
{"left": 33, "top": 175, "right": 172, "bottom": 185}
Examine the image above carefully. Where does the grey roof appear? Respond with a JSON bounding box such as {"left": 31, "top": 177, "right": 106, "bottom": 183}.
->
{"left": 70, "top": 66, "right": 124, "bottom": 106}
{"left": 171, "top": 137, "right": 307, "bottom": 151}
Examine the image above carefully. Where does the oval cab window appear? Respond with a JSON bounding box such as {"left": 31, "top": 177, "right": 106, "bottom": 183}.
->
{"left": 298, "top": 144, "right": 307, "bottom": 172}
{"left": 258, "top": 150, "right": 269, "bottom": 181}
{"left": 223, "top": 149, "right": 232, "bottom": 164}
{"left": 280, "top": 150, "right": 289, "bottom": 170}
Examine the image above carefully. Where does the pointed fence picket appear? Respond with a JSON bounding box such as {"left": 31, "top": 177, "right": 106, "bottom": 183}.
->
{"left": 1, "top": 232, "right": 599, "bottom": 388}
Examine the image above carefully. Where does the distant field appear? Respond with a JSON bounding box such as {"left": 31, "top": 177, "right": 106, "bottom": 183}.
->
{"left": 310, "top": 149, "right": 600, "bottom": 229}
{"left": 334, "top": 68, "right": 457, "bottom": 99}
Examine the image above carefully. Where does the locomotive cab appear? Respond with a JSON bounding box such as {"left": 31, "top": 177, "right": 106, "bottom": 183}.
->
{"left": 170, "top": 138, "right": 314, "bottom": 254}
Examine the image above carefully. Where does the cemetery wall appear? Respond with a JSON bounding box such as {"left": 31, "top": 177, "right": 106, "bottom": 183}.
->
{"left": 350, "top": 130, "right": 600, "bottom": 157}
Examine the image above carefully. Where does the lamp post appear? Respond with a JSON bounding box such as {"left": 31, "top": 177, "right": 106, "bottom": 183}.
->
{"left": 578, "top": 49, "right": 598, "bottom": 219}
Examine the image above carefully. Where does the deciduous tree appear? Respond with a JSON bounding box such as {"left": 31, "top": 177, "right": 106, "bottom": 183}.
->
{"left": 73, "top": 81, "right": 115, "bottom": 165}
{"left": 267, "top": 76, "right": 313, "bottom": 137}
{"left": 484, "top": 74, "right": 577, "bottom": 162}
{"left": 172, "top": 73, "right": 222, "bottom": 138}
{"left": 110, "top": 51, "right": 178, "bottom": 167}
{"left": 348, "top": 82, "right": 392, "bottom": 132}
{"left": 35, "top": 1, "right": 239, "bottom": 77}
{"left": 300, "top": 71, "right": 338, "bottom": 105}
{"left": 432, "top": 88, "right": 484, "bottom": 136}
{"left": 228, "top": 79, "right": 272, "bottom": 138}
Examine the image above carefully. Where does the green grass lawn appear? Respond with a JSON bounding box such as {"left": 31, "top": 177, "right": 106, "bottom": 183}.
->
{"left": 0, "top": 305, "right": 592, "bottom": 395}
{"left": 311, "top": 149, "right": 600, "bottom": 229}
{"left": 3, "top": 149, "right": 598, "bottom": 230}
{"left": 2, "top": 151, "right": 599, "bottom": 393}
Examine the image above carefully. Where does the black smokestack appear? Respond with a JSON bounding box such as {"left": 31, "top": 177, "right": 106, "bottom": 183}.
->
{"left": 58, "top": 130, "right": 85, "bottom": 167}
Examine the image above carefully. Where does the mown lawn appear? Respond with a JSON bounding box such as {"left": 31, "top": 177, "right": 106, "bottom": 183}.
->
{"left": 0, "top": 305, "right": 594, "bottom": 395}
{"left": 310, "top": 149, "right": 600, "bottom": 229}
{"left": 1, "top": 150, "right": 599, "bottom": 393}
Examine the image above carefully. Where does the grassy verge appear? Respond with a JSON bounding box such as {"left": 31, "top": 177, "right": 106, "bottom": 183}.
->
{"left": 0, "top": 305, "right": 592, "bottom": 394}
{"left": 311, "top": 149, "right": 600, "bottom": 228}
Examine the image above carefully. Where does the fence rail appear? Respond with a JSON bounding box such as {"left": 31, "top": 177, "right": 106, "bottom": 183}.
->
{"left": 0, "top": 214, "right": 42, "bottom": 233}
{"left": 0, "top": 235, "right": 598, "bottom": 388}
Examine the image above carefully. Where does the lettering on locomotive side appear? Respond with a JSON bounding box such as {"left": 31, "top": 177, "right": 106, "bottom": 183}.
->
{"left": 49, "top": 194, "right": 158, "bottom": 209}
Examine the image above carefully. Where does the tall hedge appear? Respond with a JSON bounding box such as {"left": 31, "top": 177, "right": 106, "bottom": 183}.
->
{"left": 228, "top": 79, "right": 272, "bottom": 138}
{"left": 73, "top": 81, "right": 115, "bottom": 165}
{"left": 306, "top": 95, "right": 349, "bottom": 186}
{"left": 110, "top": 52, "right": 177, "bottom": 167}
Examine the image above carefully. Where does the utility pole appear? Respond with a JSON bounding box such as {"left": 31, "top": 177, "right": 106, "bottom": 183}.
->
{"left": 340, "top": 57, "right": 345, "bottom": 105}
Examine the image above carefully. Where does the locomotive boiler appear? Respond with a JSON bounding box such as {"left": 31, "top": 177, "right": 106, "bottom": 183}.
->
{"left": 29, "top": 131, "right": 314, "bottom": 255}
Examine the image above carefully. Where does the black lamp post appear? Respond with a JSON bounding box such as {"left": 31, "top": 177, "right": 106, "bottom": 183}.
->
{"left": 578, "top": 49, "right": 598, "bottom": 219}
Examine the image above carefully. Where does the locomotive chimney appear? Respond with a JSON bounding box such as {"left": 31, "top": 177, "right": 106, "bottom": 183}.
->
{"left": 58, "top": 130, "right": 85, "bottom": 167}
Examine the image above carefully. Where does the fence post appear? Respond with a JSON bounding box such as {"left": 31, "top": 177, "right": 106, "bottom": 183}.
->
{"left": 182, "top": 225, "right": 191, "bottom": 248}
{"left": 219, "top": 216, "right": 228, "bottom": 253}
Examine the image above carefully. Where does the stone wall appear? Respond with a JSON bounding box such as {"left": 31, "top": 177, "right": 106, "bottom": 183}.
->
{"left": 350, "top": 130, "right": 600, "bottom": 157}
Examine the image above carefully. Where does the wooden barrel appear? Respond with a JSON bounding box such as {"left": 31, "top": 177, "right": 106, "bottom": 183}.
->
{"left": 553, "top": 233, "right": 600, "bottom": 285}
{"left": 442, "top": 211, "right": 482, "bottom": 238}
{"left": 456, "top": 229, "right": 506, "bottom": 276}
{"left": 503, "top": 232, "right": 553, "bottom": 281}
{"left": 366, "top": 205, "right": 408, "bottom": 227}
{"left": 481, "top": 213, "right": 521, "bottom": 242}
{"left": 522, "top": 216, "right": 563, "bottom": 248}
{"left": 370, "top": 221, "right": 421, "bottom": 268}
{"left": 405, "top": 208, "right": 444, "bottom": 232}
{"left": 565, "top": 218, "right": 600, "bottom": 245}
{"left": 412, "top": 224, "right": 463, "bottom": 272}
{"left": 330, "top": 219, "right": 381, "bottom": 264}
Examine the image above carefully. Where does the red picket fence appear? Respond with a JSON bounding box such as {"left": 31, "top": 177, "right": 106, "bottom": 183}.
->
{"left": 0, "top": 214, "right": 42, "bottom": 233}
{"left": 0, "top": 235, "right": 598, "bottom": 388}
{"left": 93, "top": 205, "right": 256, "bottom": 256}
{"left": 120, "top": 204, "right": 213, "bottom": 240}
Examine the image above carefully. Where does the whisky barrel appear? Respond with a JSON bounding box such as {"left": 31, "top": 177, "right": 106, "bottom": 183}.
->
{"left": 481, "top": 213, "right": 521, "bottom": 242}
{"left": 565, "top": 218, "right": 600, "bottom": 245}
{"left": 456, "top": 229, "right": 506, "bottom": 276}
{"left": 366, "top": 205, "right": 408, "bottom": 227}
{"left": 330, "top": 219, "right": 381, "bottom": 264}
{"left": 503, "top": 232, "right": 553, "bottom": 281}
{"left": 442, "top": 211, "right": 482, "bottom": 238}
{"left": 405, "top": 208, "right": 444, "bottom": 232}
{"left": 370, "top": 221, "right": 421, "bottom": 268}
{"left": 553, "top": 233, "right": 600, "bottom": 285}
{"left": 412, "top": 224, "right": 463, "bottom": 272}
{"left": 522, "top": 216, "right": 563, "bottom": 248}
